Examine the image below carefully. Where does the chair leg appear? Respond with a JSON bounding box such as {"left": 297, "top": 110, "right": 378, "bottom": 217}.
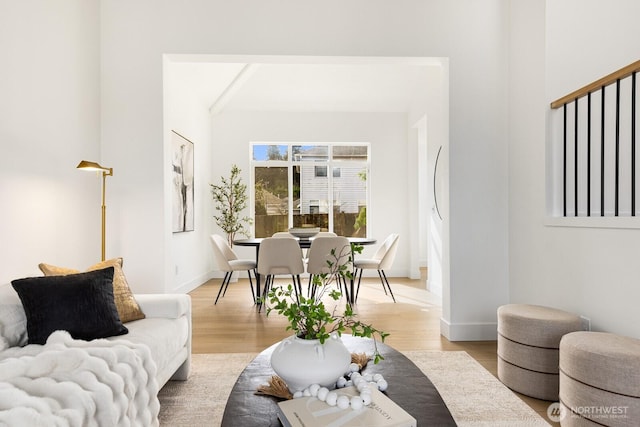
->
{"left": 340, "top": 275, "right": 351, "bottom": 304}
{"left": 376, "top": 270, "right": 389, "bottom": 296}
{"left": 263, "top": 275, "right": 273, "bottom": 299}
{"left": 355, "top": 268, "right": 364, "bottom": 301}
{"left": 258, "top": 275, "right": 272, "bottom": 312}
{"left": 215, "top": 272, "right": 231, "bottom": 304}
{"left": 248, "top": 269, "right": 256, "bottom": 304}
{"left": 308, "top": 275, "right": 314, "bottom": 298}
{"left": 222, "top": 272, "right": 233, "bottom": 297}
{"left": 292, "top": 275, "right": 302, "bottom": 302}
{"left": 380, "top": 270, "right": 396, "bottom": 303}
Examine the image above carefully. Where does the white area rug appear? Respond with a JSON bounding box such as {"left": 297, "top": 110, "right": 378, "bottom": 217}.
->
{"left": 403, "top": 350, "right": 550, "bottom": 426}
{"left": 158, "top": 351, "right": 549, "bottom": 426}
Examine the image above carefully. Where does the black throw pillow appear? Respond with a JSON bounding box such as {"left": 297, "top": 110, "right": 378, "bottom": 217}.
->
{"left": 11, "top": 267, "right": 128, "bottom": 345}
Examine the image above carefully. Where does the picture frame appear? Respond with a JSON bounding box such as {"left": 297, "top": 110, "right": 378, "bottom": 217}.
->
{"left": 171, "top": 130, "right": 194, "bottom": 232}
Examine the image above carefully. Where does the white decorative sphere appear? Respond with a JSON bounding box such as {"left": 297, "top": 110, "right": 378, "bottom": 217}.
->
{"left": 337, "top": 395, "right": 350, "bottom": 409}
{"left": 317, "top": 387, "right": 329, "bottom": 401}
{"left": 336, "top": 377, "right": 347, "bottom": 388}
{"left": 373, "top": 373, "right": 384, "bottom": 382}
{"left": 309, "top": 384, "right": 320, "bottom": 397}
{"left": 361, "top": 393, "right": 372, "bottom": 405}
{"left": 326, "top": 392, "right": 338, "bottom": 406}
{"left": 363, "top": 373, "right": 373, "bottom": 382}
{"left": 303, "top": 388, "right": 311, "bottom": 396}
{"left": 350, "top": 396, "right": 364, "bottom": 410}
{"left": 349, "top": 363, "right": 360, "bottom": 372}
{"left": 293, "top": 391, "right": 303, "bottom": 399}
{"left": 356, "top": 382, "right": 369, "bottom": 393}
{"left": 377, "top": 379, "right": 388, "bottom": 391}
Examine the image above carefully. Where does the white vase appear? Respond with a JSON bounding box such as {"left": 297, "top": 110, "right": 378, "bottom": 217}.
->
{"left": 270, "top": 333, "right": 351, "bottom": 393}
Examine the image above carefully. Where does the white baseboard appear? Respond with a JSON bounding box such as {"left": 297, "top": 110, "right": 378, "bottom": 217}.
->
{"left": 440, "top": 317, "right": 497, "bottom": 341}
{"left": 173, "top": 269, "right": 256, "bottom": 294}
{"left": 172, "top": 271, "right": 213, "bottom": 294}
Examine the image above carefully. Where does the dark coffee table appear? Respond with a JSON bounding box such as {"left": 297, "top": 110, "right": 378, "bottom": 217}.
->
{"left": 221, "top": 335, "right": 457, "bottom": 426}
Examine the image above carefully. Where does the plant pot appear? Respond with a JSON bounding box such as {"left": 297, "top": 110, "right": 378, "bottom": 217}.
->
{"left": 270, "top": 334, "right": 351, "bottom": 393}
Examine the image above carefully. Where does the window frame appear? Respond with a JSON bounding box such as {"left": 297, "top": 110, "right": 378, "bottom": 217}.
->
{"left": 250, "top": 142, "right": 370, "bottom": 236}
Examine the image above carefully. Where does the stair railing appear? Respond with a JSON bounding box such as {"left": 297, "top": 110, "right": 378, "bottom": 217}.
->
{"left": 550, "top": 60, "right": 640, "bottom": 217}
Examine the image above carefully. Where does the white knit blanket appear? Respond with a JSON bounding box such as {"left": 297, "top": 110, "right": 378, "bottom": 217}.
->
{"left": 0, "top": 331, "right": 160, "bottom": 426}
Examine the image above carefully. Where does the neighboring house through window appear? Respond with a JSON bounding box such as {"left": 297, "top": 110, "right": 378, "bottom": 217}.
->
{"left": 251, "top": 143, "right": 369, "bottom": 237}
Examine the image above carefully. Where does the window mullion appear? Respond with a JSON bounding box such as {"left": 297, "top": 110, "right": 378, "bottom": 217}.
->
{"left": 328, "top": 159, "right": 334, "bottom": 232}
{"left": 288, "top": 164, "right": 294, "bottom": 228}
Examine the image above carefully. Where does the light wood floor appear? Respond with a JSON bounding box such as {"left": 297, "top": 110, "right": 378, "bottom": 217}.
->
{"left": 189, "top": 272, "right": 557, "bottom": 425}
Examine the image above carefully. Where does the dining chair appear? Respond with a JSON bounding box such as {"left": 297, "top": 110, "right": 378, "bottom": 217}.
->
{"left": 306, "top": 236, "right": 352, "bottom": 298}
{"left": 272, "top": 231, "right": 295, "bottom": 238}
{"left": 315, "top": 231, "right": 337, "bottom": 237}
{"left": 353, "top": 233, "right": 400, "bottom": 302}
{"left": 257, "top": 237, "right": 305, "bottom": 305}
{"left": 210, "top": 234, "right": 257, "bottom": 304}
{"left": 311, "top": 232, "right": 336, "bottom": 258}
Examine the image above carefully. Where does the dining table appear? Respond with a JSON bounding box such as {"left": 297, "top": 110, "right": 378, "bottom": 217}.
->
{"left": 233, "top": 236, "right": 376, "bottom": 305}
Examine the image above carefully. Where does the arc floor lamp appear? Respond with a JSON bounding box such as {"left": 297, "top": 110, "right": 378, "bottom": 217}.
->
{"left": 77, "top": 160, "right": 113, "bottom": 261}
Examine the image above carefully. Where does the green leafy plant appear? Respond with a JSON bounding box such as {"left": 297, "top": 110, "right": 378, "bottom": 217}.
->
{"left": 264, "top": 244, "right": 389, "bottom": 364}
{"left": 354, "top": 206, "right": 366, "bottom": 235}
{"left": 210, "top": 164, "right": 253, "bottom": 246}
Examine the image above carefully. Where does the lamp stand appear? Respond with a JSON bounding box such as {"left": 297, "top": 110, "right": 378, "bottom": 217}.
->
{"left": 100, "top": 168, "right": 113, "bottom": 261}
{"left": 101, "top": 171, "right": 106, "bottom": 261}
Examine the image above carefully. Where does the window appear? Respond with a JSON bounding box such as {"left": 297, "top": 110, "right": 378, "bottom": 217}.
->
{"left": 309, "top": 200, "right": 320, "bottom": 214}
{"left": 314, "top": 166, "right": 327, "bottom": 177}
{"left": 251, "top": 143, "right": 369, "bottom": 237}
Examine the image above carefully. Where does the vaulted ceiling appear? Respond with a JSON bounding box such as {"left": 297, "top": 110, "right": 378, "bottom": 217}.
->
{"left": 167, "top": 56, "right": 444, "bottom": 115}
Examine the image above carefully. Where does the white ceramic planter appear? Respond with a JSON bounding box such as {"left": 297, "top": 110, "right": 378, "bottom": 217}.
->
{"left": 270, "top": 334, "right": 351, "bottom": 392}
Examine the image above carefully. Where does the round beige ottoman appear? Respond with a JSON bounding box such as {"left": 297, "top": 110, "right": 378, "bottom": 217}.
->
{"left": 559, "top": 332, "right": 640, "bottom": 426}
{"left": 497, "top": 304, "right": 583, "bottom": 401}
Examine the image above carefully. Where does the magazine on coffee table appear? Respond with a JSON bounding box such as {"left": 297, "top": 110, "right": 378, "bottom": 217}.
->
{"left": 277, "top": 385, "right": 417, "bottom": 427}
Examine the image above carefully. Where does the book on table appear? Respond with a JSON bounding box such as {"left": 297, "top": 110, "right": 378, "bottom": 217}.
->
{"left": 276, "top": 385, "right": 417, "bottom": 427}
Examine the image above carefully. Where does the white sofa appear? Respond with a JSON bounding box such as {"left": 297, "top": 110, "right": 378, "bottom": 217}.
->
{"left": 114, "top": 293, "right": 192, "bottom": 387}
{"left": 0, "top": 283, "right": 192, "bottom": 425}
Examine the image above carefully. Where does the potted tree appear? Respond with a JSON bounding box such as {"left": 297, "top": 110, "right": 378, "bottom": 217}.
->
{"left": 210, "top": 164, "right": 252, "bottom": 246}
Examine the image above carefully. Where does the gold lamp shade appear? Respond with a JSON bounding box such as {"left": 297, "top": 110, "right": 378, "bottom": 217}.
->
{"left": 77, "top": 160, "right": 113, "bottom": 175}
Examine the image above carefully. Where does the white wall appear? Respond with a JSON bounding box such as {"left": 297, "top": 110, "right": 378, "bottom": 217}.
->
{"left": 440, "top": 2, "right": 509, "bottom": 340}
{"left": 419, "top": 62, "right": 449, "bottom": 296}
{"left": 163, "top": 61, "right": 217, "bottom": 293}
{"left": 508, "top": 0, "right": 640, "bottom": 338}
{"left": 210, "top": 111, "right": 411, "bottom": 276}
{"left": 408, "top": 64, "right": 449, "bottom": 283}
{"left": 1, "top": 0, "right": 511, "bottom": 341}
{"left": 0, "top": 0, "right": 100, "bottom": 284}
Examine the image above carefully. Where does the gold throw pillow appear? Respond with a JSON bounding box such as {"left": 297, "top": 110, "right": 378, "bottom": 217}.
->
{"left": 38, "top": 257, "right": 145, "bottom": 323}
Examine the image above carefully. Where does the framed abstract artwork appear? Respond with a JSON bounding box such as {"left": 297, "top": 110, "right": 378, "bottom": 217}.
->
{"left": 171, "top": 130, "right": 194, "bottom": 232}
